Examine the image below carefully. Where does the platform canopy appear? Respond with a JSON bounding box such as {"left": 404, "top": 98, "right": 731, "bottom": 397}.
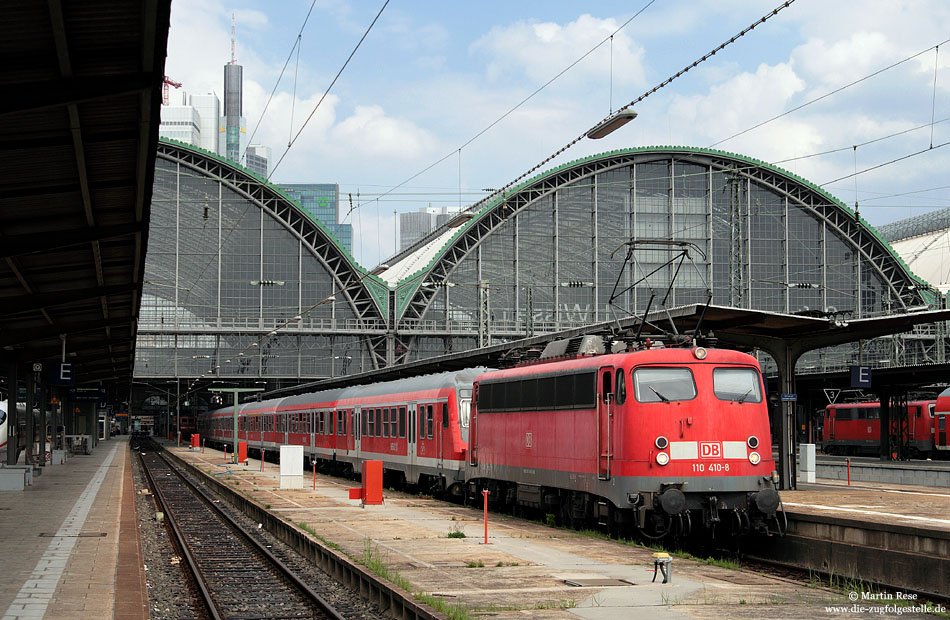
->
{"left": 0, "top": 0, "right": 172, "bottom": 383}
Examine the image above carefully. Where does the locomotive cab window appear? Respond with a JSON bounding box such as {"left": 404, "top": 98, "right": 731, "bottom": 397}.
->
{"left": 712, "top": 368, "right": 762, "bottom": 403}
{"left": 601, "top": 371, "right": 612, "bottom": 404}
{"left": 633, "top": 367, "right": 697, "bottom": 403}
{"left": 615, "top": 369, "right": 626, "bottom": 404}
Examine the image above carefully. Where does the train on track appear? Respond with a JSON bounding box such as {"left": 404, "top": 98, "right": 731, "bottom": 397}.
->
{"left": 199, "top": 334, "right": 783, "bottom": 538}
{"left": 820, "top": 398, "right": 950, "bottom": 458}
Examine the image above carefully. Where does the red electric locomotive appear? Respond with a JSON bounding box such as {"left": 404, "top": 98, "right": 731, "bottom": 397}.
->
{"left": 820, "top": 400, "right": 937, "bottom": 457}
{"left": 198, "top": 336, "right": 782, "bottom": 538}
{"left": 468, "top": 335, "right": 781, "bottom": 537}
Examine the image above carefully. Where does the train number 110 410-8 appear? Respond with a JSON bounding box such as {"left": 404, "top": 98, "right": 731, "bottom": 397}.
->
{"left": 692, "top": 463, "right": 729, "bottom": 472}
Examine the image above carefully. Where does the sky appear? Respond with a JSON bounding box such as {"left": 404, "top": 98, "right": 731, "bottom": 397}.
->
{"left": 164, "top": 0, "right": 950, "bottom": 268}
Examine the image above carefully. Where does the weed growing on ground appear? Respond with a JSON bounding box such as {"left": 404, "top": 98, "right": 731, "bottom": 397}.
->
{"left": 447, "top": 523, "right": 466, "bottom": 538}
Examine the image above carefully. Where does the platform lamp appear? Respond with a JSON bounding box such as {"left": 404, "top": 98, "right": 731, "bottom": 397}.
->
{"left": 586, "top": 108, "right": 638, "bottom": 139}
{"left": 209, "top": 386, "right": 264, "bottom": 464}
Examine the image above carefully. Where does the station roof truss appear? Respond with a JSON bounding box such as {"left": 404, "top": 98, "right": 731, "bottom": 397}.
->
{"left": 267, "top": 304, "right": 950, "bottom": 397}
{"left": 156, "top": 140, "right": 388, "bottom": 326}
{"left": 136, "top": 138, "right": 390, "bottom": 378}
{"left": 396, "top": 147, "right": 932, "bottom": 327}
{"left": 0, "top": 0, "right": 172, "bottom": 383}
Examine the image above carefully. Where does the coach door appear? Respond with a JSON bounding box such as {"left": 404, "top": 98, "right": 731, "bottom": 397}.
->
{"left": 407, "top": 404, "right": 418, "bottom": 480}
{"left": 354, "top": 407, "right": 362, "bottom": 458}
{"left": 597, "top": 367, "right": 614, "bottom": 480}
{"left": 938, "top": 413, "right": 949, "bottom": 450}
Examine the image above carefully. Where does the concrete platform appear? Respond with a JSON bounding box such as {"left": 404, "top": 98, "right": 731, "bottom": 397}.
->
{"left": 0, "top": 436, "right": 147, "bottom": 620}
{"left": 170, "top": 443, "right": 942, "bottom": 619}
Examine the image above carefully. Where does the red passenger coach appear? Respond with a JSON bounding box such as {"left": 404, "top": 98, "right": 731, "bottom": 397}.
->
{"left": 468, "top": 337, "right": 782, "bottom": 537}
{"left": 820, "top": 400, "right": 937, "bottom": 457}
{"left": 199, "top": 371, "right": 482, "bottom": 494}
{"left": 932, "top": 388, "right": 950, "bottom": 453}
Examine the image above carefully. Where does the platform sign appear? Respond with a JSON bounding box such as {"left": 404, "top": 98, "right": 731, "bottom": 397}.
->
{"left": 823, "top": 388, "right": 841, "bottom": 404}
{"left": 50, "top": 363, "right": 74, "bottom": 386}
{"left": 850, "top": 366, "right": 872, "bottom": 388}
{"left": 780, "top": 394, "right": 797, "bottom": 402}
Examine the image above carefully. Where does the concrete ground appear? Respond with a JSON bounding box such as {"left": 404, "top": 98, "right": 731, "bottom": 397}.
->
{"left": 175, "top": 443, "right": 942, "bottom": 619}
{"left": 0, "top": 436, "right": 147, "bottom": 620}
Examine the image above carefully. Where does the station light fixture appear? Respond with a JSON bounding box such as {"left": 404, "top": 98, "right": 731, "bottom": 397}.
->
{"left": 587, "top": 109, "right": 638, "bottom": 139}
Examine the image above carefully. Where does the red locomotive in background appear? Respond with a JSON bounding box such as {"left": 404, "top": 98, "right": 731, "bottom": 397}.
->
{"left": 820, "top": 399, "right": 945, "bottom": 458}
{"left": 200, "top": 335, "right": 783, "bottom": 538}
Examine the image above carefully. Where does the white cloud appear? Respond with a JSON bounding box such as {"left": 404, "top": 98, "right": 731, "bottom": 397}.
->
{"left": 329, "top": 105, "right": 438, "bottom": 160}
{"left": 471, "top": 14, "right": 646, "bottom": 89}
{"left": 791, "top": 32, "right": 898, "bottom": 89}
{"left": 666, "top": 62, "right": 807, "bottom": 152}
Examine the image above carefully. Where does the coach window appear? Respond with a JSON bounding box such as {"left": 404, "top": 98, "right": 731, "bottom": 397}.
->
{"left": 930, "top": 404, "right": 936, "bottom": 418}
{"left": 442, "top": 403, "right": 449, "bottom": 428}
{"left": 366, "top": 408, "right": 373, "bottom": 437}
{"left": 375, "top": 408, "right": 382, "bottom": 437}
{"left": 426, "top": 404, "right": 434, "bottom": 439}
{"left": 615, "top": 369, "right": 627, "bottom": 404}
{"left": 398, "top": 406, "right": 406, "bottom": 437}
{"left": 633, "top": 367, "right": 697, "bottom": 403}
{"left": 383, "top": 408, "right": 390, "bottom": 438}
{"left": 419, "top": 407, "right": 425, "bottom": 440}
{"left": 340, "top": 410, "right": 347, "bottom": 435}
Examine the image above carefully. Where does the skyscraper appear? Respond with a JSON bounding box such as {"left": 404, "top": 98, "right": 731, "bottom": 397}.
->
{"left": 220, "top": 14, "right": 247, "bottom": 166}
{"left": 399, "top": 206, "right": 464, "bottom": 250}
{"left": 190, "top": 93, "right": 220, "bottom": 154}
{"left": 246, "top": 144, "right": 271, "bottom": 177}
{"left": 159, "top": 91, "right": 220, "bottom": 154}
{"left": 281, "top": 184, "right": 353, "bottom": 252}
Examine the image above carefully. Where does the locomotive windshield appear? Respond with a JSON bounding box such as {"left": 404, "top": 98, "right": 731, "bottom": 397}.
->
{"left": 633, "top": 367, "right": 696, "bottom": 403}
{"left": 712, "top": 368, "right": 763, "bottom": 403}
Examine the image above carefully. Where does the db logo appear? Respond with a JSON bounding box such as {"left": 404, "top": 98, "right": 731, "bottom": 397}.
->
{"left": 699, "top": 442, "right": 722, "bottom": 459}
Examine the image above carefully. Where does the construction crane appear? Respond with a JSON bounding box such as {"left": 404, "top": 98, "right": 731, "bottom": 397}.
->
{"left": 162, "top": 76, "right": 182, "bottom": 105}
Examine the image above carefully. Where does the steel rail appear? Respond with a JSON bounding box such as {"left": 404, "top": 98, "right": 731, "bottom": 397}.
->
{"left": 139, "top": 449, "right": 222, "bottom": 620}
{"left": 146, "top": 444, "right": 349, "bottom": 620}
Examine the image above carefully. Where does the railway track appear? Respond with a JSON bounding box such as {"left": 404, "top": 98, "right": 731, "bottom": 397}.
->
{"left": 139, "top": 447, "right": 350, "bottom": 620}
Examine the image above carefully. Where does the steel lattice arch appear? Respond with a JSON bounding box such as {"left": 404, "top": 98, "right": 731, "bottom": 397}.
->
{"left": 135, "top": 141, "right": 942, "bottom": 392}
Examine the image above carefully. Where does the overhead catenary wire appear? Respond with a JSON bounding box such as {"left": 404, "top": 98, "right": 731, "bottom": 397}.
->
{"left": 822, "top": 140, "right": 950, "bottom": 187}
{"left": 270, "top": 0, "right": 391, "bottom": 180}
{"left": 710, "top": 38, "right": 950, "bottom": 149}
{"left": 351, "top": 0, "right": 658, "bottom": 215}
{"left": 449, "top": 0, "right": 798, "bottom": 230}
{"left": 242, "top": 0, "right": 319, "bottom": 164}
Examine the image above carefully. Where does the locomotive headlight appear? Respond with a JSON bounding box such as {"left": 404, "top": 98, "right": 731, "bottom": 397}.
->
{"left": 747, "top": 435, "right": 759, "bottom": 449}
{"left": 748, "top": 451, "right": 761, "bottom": 465}
{"left": 656, "top": 452, "right": 670, "bottom": 466}
{"left": 655, "top": 436, "right": 669, "bottom": 450}
{"left": 693, "top": 347, "right": 708, "bottom": 360}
